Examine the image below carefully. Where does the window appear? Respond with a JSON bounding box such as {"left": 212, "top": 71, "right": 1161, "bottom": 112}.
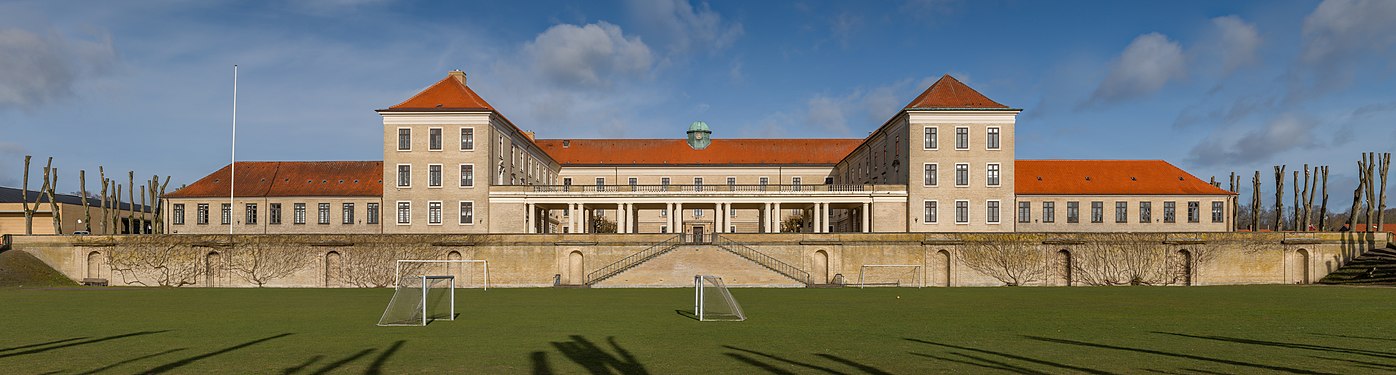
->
{"left": 221, "top": 203, "right": 231, "bottom": 225}
{"left": 758, "top": 177, "right": 768, "bottom": 187}
{"left": 595, "top": 177, "right": 605, "bottom": 192}
{"left": 269, "top": 203, "right": 281, "bottom": 225}
{"left": 563, "top": 177, "right": 572, "bottom": 191}
{"left": 660, "top": 225, "right": 668, "bottom": 233}
{"left": 1018, "top": 202, "right": 1031, "bottom": 223}
{"left": 1115, "top": 202, "right": 1128, "bottom": 223}
{"left": 245, "top": 203, "right": 257, "bottom": 225}
{"left": 366, "top": 203, "right": 379, "bottom": 224}
{"left": 397, "top": 164, "right": 411, "bottom": 187}
{"left": 294, "top": 203, "right": 306, "bottom": 224}
{"left": 342, "top": 203, "right": 355, "bottom": 224}
{"left": 428, "top": 128, "right": 442, "bottom": 150}
{"left": 460, "top": 164, "right": 474, "bottom": 187}
{"left": 428, "top": 164, "right": 442, "bottom": 187}
{"left": 792, "top": 177, "right": 802, "bottom": 186}
{"left": 987, "top": 127, "right": 1001, "bottom": 149}
{"left": 1140, "top": 202, "right": 1152, "bottom": 223}
{"left": 1067, "top": 201, "right": 1080, "bottom": 223}
{"left": 660, "top": 208, "right": 667, "bottom": 217}
{"left": 1164, "top": 201, "right": 1177, "bottom": 223}
{"left": 197, "top": 204, "right": 209, "bottom": 225}
{"left": 955, "top": 127, "right": 969, "bottom": 149}
{"left": 924, "top": 201, "right": 938, "bottom": 223}
{"left": 1188, "top": 202, "right": 1200, "bottom": 223}
{"left": 318, "top": 203, "right": 330, "bottom": 225}
{"left": 923, "top": 163, "right": 938, "bottom": 186}
{"left": 628, "top": 177, "right": 638, "bottom": 189}
{"left": 727, "top": 177, "right": 736, "bottom": 189}
{"left": 694, "top": 177, "right": 703, "bottom": 192}
{"left": 397, "top": 202, "right": 410, "bottom": 224}
{"left": 459, "top": 201, "right": 474, "bottom": 224}
{"left": 924, "top": 127, "right": 938, "bottom": 149}
{"left": 1212, "top": 201, "right": 1225, "bottom": 223}
{"left": 824, "top": 177, "right": 833, "bottom": 185}
{"left": 1043, "top": 202, "right": 1056, "bottom": 223}
{"left": 397, "top": 128, "right": 411, "bottom": 151}
{"left": 986, "top": 163, "right": 1000, "bottom": 186}
{"left": 460, "top": 128, "right": 474, "bottom": 150}
{"left": 987, "top": 201, "right": 1001, "bottom": 224}
{"left": 694, "top": 209, "right": 703, "bottom": 218}
{"left": 955, "top": 164, "right": 969, "bottom": 186}
{"left": 955, "top": 200, "right": 969, "bottom": 224}
{"left": 428, "top": 201, "right": 442, "bottom": 225}
{"left": 1090, "top": 201, "right": 1104, "bottom": 223}
{"left": 173, "top": 204, "right": 185, "bottom": 225}
{"left": 661, "top": 177, "right": 671, "bottom": 188}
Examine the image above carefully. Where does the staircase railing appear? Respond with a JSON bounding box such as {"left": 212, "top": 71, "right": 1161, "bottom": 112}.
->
{"left": 586, "top": 234, "right": 684, "bottom": 285}
{"left": 712, "top": 234, "right": 810, "bottom": 285}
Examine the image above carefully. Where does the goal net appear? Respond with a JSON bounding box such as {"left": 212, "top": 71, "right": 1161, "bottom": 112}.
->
{"left": 377, "top": 275, "right": 455, "bottom": 326}
{"left": 394, "top": 260, "right": 489, "bottom": 290}
{"left": 857, "top": 265, "right": 924, "bottom": 288}
{"left": 694, "top": 275, "right": 745, "bottom": 321}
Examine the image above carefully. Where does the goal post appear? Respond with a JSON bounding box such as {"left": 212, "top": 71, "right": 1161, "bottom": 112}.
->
{"left": 394, "top": 260, "right": 489, "bottom": 290}
{"left": 377, "top": 275, "right": 455, "bottom": 326}
{"left": 694, "top": 275, "right": 746, "bottom": 322}
{"left": 857, "top": 264, "right": 925, "bottom": 288}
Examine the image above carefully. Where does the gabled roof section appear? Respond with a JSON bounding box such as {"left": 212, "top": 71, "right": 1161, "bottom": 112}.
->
{"left": 1016, "top": 160, "right": 1235, "bottom": 196}
{"left": 382, "top": 72, "right": 495, "bottom": 111}
{"left": 534, "top": 139, "right": 862, "bottom": 166}
{"left": 904, "top": 74, "right": 1011, "bottom": 110}
{"left": 164, "top": 161, "right": 383, "bottom": 198}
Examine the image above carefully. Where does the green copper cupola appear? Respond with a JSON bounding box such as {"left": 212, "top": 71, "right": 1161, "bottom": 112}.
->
{"left": 686, "top": 121, "right": 712, "bottom": 150}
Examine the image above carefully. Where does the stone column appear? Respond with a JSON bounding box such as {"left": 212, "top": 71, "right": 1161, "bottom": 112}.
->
{"left": 862, "top": 202, "right": 871, "bottom": 233}
{"left": 773, "top": 202, "right": 783, "bottom": 233}
{"left": 676, "top": 202, "right": 685, "bottom": 237}
{"left": 568, "top": 203, "right": 577, "bottom": 234}
{"left": 716, "top": 203, "right": 725, "bottom": 233}
{"left": 526, "top": 203, "right": 535, "bottom": 234}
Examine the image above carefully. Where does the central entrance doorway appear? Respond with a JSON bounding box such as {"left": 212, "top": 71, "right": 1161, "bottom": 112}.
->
{"left": 691, "top": 225, "right": 705, "bottom": 243}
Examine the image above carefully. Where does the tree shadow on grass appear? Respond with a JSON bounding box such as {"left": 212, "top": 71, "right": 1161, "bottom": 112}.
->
{"left": 1154, "top": 332, "right": 1396, "bottom": 360}
{"left": 142, "top": 333, "right": 292, "bottom": 374}
{"left": 674, "top": 309, "right": 698, "bottom": 321}
{"left": 534, "top": 335, "right": 648, "bottom": 375}
{"left": 0, "top": 330, "right": 168, "bottom": 359}
{"left": 1308, "top": 356, "right": 1396, "bottom": 372}
{"left": 0, "top": 337, "right": 87, "bottom": 353}
{"left": 364, "top": 340, "right": 405, "bottom": 375}
{"left": 904, "top": 338, "right": 1113, "bottom": 374}
{"left": 281, "top": 355, "right": 323, "bottom": 374}
{"left": 1307, "top": 333, "right": 1396, "bottom": 343}
{"left": 309, "top": 348, "right": 374, "bottom": 375}
{"left": 77, "top": 348, "right": 186, "bottom": 374}
{"left": 1021, "top": 335, "right": 1337, "bottom": 375}
{"left": 909, "top": 351, "right": 1048, "bottom": 374}
{"left": 721, "top": 345, "right": 890, "bottom": 375}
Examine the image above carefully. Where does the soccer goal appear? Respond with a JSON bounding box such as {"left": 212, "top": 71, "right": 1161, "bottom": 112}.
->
{"left": 394, "top": 260, "right": 489, "bottom": 290}
{"left": 377, "top": 275, "right": 455, "bottom": 326}
{"left": 693, "top": 275, "right": 746, "bottom": 322}
{"left": 857, "top": 264, "right": 925, "bottom": 288}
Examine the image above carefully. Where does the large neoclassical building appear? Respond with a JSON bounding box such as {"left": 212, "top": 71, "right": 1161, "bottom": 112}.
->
{"left": 164, "top": 71, "right": 1235, "bottom": 235}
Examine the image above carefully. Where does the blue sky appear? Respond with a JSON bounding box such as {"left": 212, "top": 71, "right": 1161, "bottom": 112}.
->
{"left": 1, "top": 0, "right": 1394, "bottom": 208}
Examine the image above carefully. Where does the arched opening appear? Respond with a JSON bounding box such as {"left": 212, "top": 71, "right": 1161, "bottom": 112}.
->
{"left": 447, "top": 251, "right": 464, "bottom": 282}
{"left": 1176, "top": 249, "right": 1193, "bottom": 286}
{"left": 937, "top": 250, "right": 952, "bottom": 287}
{"left": 1056, "top": 249, "right": 1073, "bottom": 286}
{"left": 812, "top": 250, "right": 830, "bottom": 284}
{"left": 324, "top": 251, "right": 343, "bottom": 288}
{"left": 1295, "top": 249, "right": 1311, "bottom": 284}
{"left": 568, "top": 250, "right": 585, "bottom": 285}
{"left": 205, "top": 251, "right": 222, "bottom": 287}
{"left": 86, "top": 251, "right": 104, "bottom": 279}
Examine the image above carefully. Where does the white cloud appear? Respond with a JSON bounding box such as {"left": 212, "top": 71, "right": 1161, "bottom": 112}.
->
{"left": 625, "top": 0, "right": 743, "bottom": 55}
{"left": 1187, "top": 114, "right": 1319, "bottom": 166}
{"left": 1301, "top": 0, "right": 1396, "bottom": 66}
{"left": 1086, "top": 33, "right": 1186, "bottom": 106}
{"left": 522, "top": 22, "right": 654, "bottom": 90}
{"left": 1210, "top": 16, "right": 1261, "bottom": 74}
{"left": 0, "top": 27, "right": 114, "bottom": 111}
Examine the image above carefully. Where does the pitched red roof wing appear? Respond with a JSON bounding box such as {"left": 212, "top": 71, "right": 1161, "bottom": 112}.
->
{"left": 534, "top": 139, "right": 862, "bottom": 166}
{"left": 386, "top": 74, "right": 495, "bottom": 111}
{"left": 1015, "top": 160, "right": 1234, "bottom": 196}
{"left": 165, "top": 161, "right": 383, "bottom": 198}
{"left": 904, "top": 74, "right": 1010, "bottom": 109}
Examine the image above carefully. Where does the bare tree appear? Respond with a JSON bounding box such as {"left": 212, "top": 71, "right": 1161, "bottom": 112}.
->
{"left": 116, "top": 184, "right": 124, "bottom": 234}
{"left": 1348, "top": 156, "right": 1367, "bottom": 231}
{"left": 21, "top": 155, "right": 33, "bottom": 235}
{"left": 1072, "top": 233, "right": 1182, "bottom": 286}
{"left": 957, "top": 233, "right": 1045, "bottom": 286}
{"left": 1318, "top": 166, "right": 1330, "bottom": 231}
{"left": 1274, "top": 165, "right": 1285, "bottom": 231}
{"left": 46, "top": 166, "right": 62, "bottom": 234}
{"left": 156, "top": 176, "right": 170, "bottom": 233}
{"left": 228, "top": 238, "right": 311, "bottom": 287}
{"left": 1251, "top": 171, "right": 1261, "bottom": 231}
{"left": 108, "top": 236, "right": 202, "bottom": 287}
{"left": 1292, "top": 170, "right": 1300, "bottom": 231}
{"left": 1378, "top": 153, "right": 1391, "bottom": 231}
{"left": 99, "top": 167, "right": 108, "bottom": 234}
{"left": 79, "top": 170, "right": 91, "bottom": 232}
{"left": 128, "top": 171, "right": 136, "bottom": 234}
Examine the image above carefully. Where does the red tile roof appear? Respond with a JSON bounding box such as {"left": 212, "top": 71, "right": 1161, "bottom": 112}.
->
{"left": 1016, "top": 160, "right": 1235, "bottom": 196}
{"left": 904, "top": 75, "right": 1011, "bottom": 109}
{"left": 383, "top": 73, "right": 495, "bottom": 111}
{"left": 165, "top": 161, "right": 383, "bottom": 198}
{"left": 534, "top": 139, "right": 863, "bottom": 166}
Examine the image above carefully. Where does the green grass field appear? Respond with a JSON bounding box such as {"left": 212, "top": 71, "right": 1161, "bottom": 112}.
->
{"left": 1, "top": 286, "right": 1394, "bottom": 374}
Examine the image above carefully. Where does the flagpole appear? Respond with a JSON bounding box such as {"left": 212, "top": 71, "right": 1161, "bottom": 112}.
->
{"left": 230, "top": 65, "right": 238, "bottom": 236}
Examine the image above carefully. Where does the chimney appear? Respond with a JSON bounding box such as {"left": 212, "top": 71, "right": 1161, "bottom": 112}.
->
{"left": 448, "top": 70, "right": 467, "bottom": 84}
{"left": 522, "top": 131, "right": 535, "bottom": 141}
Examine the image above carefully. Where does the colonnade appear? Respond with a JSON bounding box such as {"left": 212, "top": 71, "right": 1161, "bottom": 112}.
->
{"left": 522, "top": 201, "right": 873, "bottom": 235}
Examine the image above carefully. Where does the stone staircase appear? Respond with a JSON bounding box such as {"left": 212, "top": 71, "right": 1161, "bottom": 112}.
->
{"left": 583, "top": 234, "right": 811, "bottom": 287}
{"left": 585, "top": 235, "right": 685, "bottom": 286}
{"left": 1318, "top": 245, "right": 1396, "bottom": 285}
{"left": 712, "top": 234, "right": 810, "bottom": 286}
